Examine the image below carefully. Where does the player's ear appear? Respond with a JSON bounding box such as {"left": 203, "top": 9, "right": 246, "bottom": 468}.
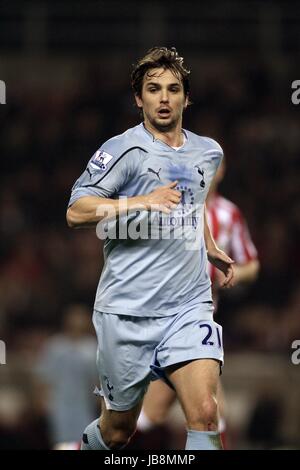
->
{"left": 135, "top": 94, "right": 143, "bottom": 109}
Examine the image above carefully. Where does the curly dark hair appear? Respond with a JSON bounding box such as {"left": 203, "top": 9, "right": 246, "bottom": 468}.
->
{"left": 131, "top": 47, "right": 191, "bottom": 101}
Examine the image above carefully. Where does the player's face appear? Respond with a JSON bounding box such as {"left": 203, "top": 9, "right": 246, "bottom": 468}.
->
{"left": 135, "top": 68, "right": 188, "bottom": 132}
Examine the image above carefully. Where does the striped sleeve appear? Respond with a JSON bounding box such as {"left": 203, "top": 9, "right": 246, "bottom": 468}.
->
{"left": 230, "top": 208, "right": 258, "bottom": 264}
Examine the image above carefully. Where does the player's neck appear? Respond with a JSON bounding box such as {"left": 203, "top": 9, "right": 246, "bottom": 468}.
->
{"left": 143, "top": 120, "right": 184, "bottom": 148}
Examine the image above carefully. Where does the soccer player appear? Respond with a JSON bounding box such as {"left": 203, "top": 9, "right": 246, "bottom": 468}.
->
{"left": 133, "top": 158, "right": 260, "bottom": 449}
{"left": 66, "top": 47, "right": 235, "bottom": 451}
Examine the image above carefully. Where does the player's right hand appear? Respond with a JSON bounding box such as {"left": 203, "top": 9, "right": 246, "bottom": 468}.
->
{"left": 143, "top": 181, "right": 182, "bottom": 214}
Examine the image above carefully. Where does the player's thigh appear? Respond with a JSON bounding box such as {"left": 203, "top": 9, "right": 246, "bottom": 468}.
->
{"left": 93, "top": 311, "right": 154, "bottom": 411}
{"left": 143, "top": 380, "right": 176, "bottom": 423}
{"left": 166, "top": 358, "right": 220, "bottom": 418}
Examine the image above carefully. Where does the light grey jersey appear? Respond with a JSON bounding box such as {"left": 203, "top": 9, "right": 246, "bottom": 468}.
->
{"left": 68, "top": 123, "right": 223, "bottom": 317}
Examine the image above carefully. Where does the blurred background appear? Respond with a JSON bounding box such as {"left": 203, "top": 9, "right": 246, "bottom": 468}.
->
{"left": 0, "top": 0, "right": 299, "bottom": 449}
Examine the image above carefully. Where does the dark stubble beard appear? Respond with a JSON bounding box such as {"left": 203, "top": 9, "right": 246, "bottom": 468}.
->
{"left": 147, "top": 113, "right": 180, "bottom": 133}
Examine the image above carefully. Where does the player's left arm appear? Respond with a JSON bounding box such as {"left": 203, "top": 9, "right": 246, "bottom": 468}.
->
{"left": 204, "top": 204, "right": 235, "bottom": 288}
{"left": 233, "top": 260, "right": 259, "bottom": 284}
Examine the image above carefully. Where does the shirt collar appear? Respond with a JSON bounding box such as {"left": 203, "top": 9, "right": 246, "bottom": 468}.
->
{"left": 141, "top": 122, "right": 188, "bottom": 145}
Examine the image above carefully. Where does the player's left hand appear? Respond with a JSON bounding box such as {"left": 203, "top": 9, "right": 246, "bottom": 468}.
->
{"left": 207, "top": 248, "right": 235, "bottom": 288}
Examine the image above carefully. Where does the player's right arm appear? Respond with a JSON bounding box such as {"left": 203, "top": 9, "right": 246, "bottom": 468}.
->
{"left": 67, "top": 195, "right": 145, "bottom": 229}
{"left": 67, "top": 182, "right": 181, "bottom": 229}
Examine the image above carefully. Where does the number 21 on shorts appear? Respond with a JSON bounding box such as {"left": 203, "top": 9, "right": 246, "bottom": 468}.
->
{"left": 199, "top": 322, "right": 222, "bottom": 348}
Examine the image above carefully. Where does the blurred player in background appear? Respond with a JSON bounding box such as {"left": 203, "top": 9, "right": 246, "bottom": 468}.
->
{"left": 35, "top": 304, "right": 98, "bottom": 447}
{"left": 67, "top": 47, "right": 235, "bottom": 451}
{"left": 132, "top": 158, "right": 259, "bottom": 449}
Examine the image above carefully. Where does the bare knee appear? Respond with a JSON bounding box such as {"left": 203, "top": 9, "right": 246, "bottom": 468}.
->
{"left": 101, "top": 418, "right": 137, "bottom": 449}
{"left": 105, "top": 427, "right": 136, "bottom": 449}
{"left": 186, "top": 396, "right": 218, "bottom": 431}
